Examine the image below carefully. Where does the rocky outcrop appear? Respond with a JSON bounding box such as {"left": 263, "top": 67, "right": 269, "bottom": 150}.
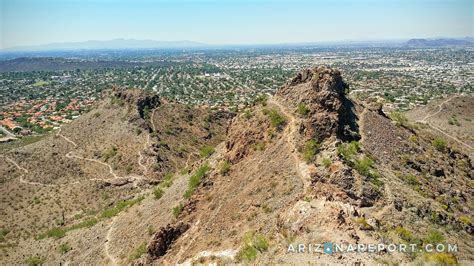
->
{"left": 147, "top": 223, "right": 189, "bottom": 259}
{"left": 276, "top": 66, "right": 359, "bottom": 141}
{"left": 111, "top": 88, "right": 161, "bottom": 123}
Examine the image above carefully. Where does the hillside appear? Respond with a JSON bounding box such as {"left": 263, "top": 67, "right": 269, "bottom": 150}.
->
{"left": 1, "top": 67, "right": 473, "bottom": 265}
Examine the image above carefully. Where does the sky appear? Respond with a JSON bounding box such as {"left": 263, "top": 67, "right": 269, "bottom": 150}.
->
{"left": 1, "top": 0, "right": 473, "bottom": 49}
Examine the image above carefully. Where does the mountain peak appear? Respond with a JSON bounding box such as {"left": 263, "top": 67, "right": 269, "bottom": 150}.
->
{"left": 275, "top": 66, "right": 359, "bottom": 142}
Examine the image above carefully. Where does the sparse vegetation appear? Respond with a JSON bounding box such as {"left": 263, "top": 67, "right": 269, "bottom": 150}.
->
{"left": 0, "top": 228, "right": 9, "bottom": 242}
{"left": 459, "top": 215, "right": 471, "bottom": 226}
{"left": 395, "top": 226, "right": 413, "bottom": 242}
{"left": 236, "top": 232, "right": 269, "bottom": 262}
{"left": 389, "top": 111, "right": 409, "bottom": 127}
{"left": 322, "top": 157, "right": 332, "bottom": 168}
{"left": 26, "top": 256, "right": 46, "bottom": 266}
{"left": 337, "top": 141, "right": 360, "bottom": 161}
{"left": 403, "top": 174, "right": 420, "bottom": 186}
{"left": 129, "top": 242, "right": 147, "bottom": 261}
{"left": 184, "top": 164, "right": 210, "bottom": 199}
{"left": 424, "top": 230, "right": 444, "bottom": 245}
{"left": 172, "top": 203, "right": 184, "bottom": 218}
{"left": 252, "top": 141, "right": 266, "bottom": 151}
{"left": 199, "top": 145, "right": 215, "bottom": 158}
{"left": 354, "top": 217, "right": 373, "bottom": 230}
{"left": 297, "top": 103, "right": 310, "bottom": 116}
{"left": 153, "top": 187, "right": 164, "bottom": 200}
{"left": 219, "top": 160, "right": 231, "bottom": 175}
{"left": 101, "top": 196, "right": 145, "bottom": 219}
{"left": 422, "top": 252, "right": 457, "bottom": 265}
{"left": 448, "top": 115, "right": 461, "bottom": 126}
{"left": 254, "top": 94, "right": 268, "bottom": 106}
{"left": 432, "top": 137, "right": 447, "bottom": 151}
{"left": 102, "top": 145, "right": 118, "bottom": 161}
{"left": 58, "top": 242, "right": 72, "bottom": 254}
{"left": 262, "top": 108, "right": 286, "bottom": 129}
{"left": 302, "top": 139, "right": 320, "bottom": 162}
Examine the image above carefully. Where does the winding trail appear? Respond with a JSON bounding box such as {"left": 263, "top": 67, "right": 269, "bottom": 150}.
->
{"left": 105, "top": 217, "right": 118, "bottom": 265}
{"left": 268, "top": 98, "right": 312, "bottom": 189}
{"left": 416, "top": 94, "right": 473, "bottom": 150}
{"left": 1, "top": 154, "right": 53, "bottom": 186}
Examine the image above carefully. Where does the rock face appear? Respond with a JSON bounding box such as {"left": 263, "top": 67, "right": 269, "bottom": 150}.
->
{"left": 276, "top": 66, "right": 359, "bottom": 141}
{"left": 147, "top": 223, "right": 189, "bottom": 259}
{"left": 112, "top": 88, "right": 161, "bottom": 119}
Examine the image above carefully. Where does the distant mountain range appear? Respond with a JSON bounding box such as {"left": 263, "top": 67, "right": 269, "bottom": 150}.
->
{"left": 405, "top": 38, "right": 473, "bottom": 47}
{"left": 2, "top": 37, "right": 473, "bottom": 52}
{"left": 2, "top": 39, "right": 206, "bottom": 51}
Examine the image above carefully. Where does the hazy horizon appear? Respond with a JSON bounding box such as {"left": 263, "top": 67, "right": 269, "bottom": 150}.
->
{"left": 1, "top": 0, "right": 473, "bottom": 50}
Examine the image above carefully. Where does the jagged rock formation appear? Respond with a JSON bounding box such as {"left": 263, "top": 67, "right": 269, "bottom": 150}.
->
{"left": 147, "top": 223, "right": 189, "bottom": 259}
{"left": 276, "top": 66, "right": 359, "bottom": 141}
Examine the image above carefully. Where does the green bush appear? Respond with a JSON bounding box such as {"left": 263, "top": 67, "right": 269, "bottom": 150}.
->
{"left": 395, "top": 226, "right": 413, "bottom": 242}
{"left": 58, "top": 243, "right": 72, "bottom": 254}
{"left": 26, "top": 256, "right": 46, "bottom": 266}
{"left": 172, "top": 203, "right": 184, "bottom": 218}
{"left": 424, "top": 230, "right": 444, "bottom": 245}
{"left": 302, "top": 140, "right": 320, "bottom": 162}
{"left": 297, "top": 103, "right": 310, "bottom": 116}
{"left": 153, "top": 187, "right": 164, "bottom": 200}
{"left": 199, "top": 145, "right": 215, "bottom": 158}
{"left": 353, "top": 156, "right": 374, "bottom": 177}
{"left": 390, "top": 111, "right": 408, "bottom": 127}
{"left": 101, "top": 196, "right": 144, "bottom": 219}
{"left": 423, "top": 253, "right": 457, "bottom": 265}
{"left": 263, "top": 108, "right": 286, "bottom": 128}
{"left": 129, "top": 242, "right": 147, "bottom": 261}
{"left": 184, "top": 164, "right": 210, "bottom": 199}
{"left": 236, "top": 232, "right": 269, "bottom": 262}
{"left": 337, "top": 141, "right": 360, "bottom": 161}
{"left": 46, "top": 227, "right": 66, "bottom": 239}
{"left": 404, "top": 174, "right": 419, "bottom": 186}
{"left": 219, "top": 160, "right": 231, "bottom": 175}
{"left": 322, "top": 157, "right": 332, "bottom": 168}
{"left": 432, "top": 137, "right": 447, "bottom": 151}
{"left": 0, "top": 228, "right": 9, "bottom": 242}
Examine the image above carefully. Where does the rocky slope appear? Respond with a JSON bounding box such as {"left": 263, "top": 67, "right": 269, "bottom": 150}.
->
{"left": 1, "top": 67, "right": 472, "bottom": 265}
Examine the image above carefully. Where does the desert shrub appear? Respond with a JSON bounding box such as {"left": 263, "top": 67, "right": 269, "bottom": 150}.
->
{"left": 423, "top": 253, "right": 457, "bottom": 265}
{"left": 459, "top": 215, "right": 471, "bottom": 225}
{"left": 184, "top": 164, "right": 210, "bottom": 199}
{"left": 236, "top": 232, "right": 269, "bottom": 262}
{"left": 160, "top": 173, "right": 174, "bottom": 188}
{"left": 432, "top": 137, "right": 447, "bottom": 151}
{"left": 353, "top": 156, "right": 374, "bottom": 176}
{"left": 424, "top": 230, "right": 444, "bottom": 245}
{"left": 302, "top": 140, "right": 320, "bottom": 162}
{"left": 68, "top": 218, "right": 98, "bottom": 231}
{"left": 102, "top": 145, "right": 118, "bottom": 161}
{"left": 354, "top": 217, "right": 373, "bottom": 230}
{"left": 448, "top": 115, "right": 461, "bottom": 126}
{"left": 337, "top": 141, "right": 360, "bottom": 161}
{"left": 26, "top": 256, "right": 46, "bottom": 266}
{"left": 153, "top": 187, "right": 164, "bottom": 200}
{"left": 297, "top": 103, "right": 310, "bottom": 116}
{"left": 46, "top": 227, "right": 66, "bottom": 239}
{"left": 172, "top": 203, "right": 184, "bottom": 218}
{"left": 395, "top": 226, "right": 413, "bottom": 242}
{"left": 219, "top": 160, "right": 231, "bottom": 175}
{"left": 58, "top": 242, "right": 72, "bottom": 254}
{"left": 93, "top": 112, "right": 101, "bottom": 118}
{"left": 243, "top": 109, "right": 253, "bottom": 119}
{"left": 322, "top": 157, "right": 332, "bottom": 168}
{"left": 254, "top": 94, "right": 268, "bottom": 106}
{"left": 252, "top": 141, "right": 266, "bottom": 151}
{"left": 199, "top": 145, "right": 215, "bottom": 158}
{"left": 390, "top": 111, "right": 408, "bottom": 127}
{"left": 263, "top": 108, "right": 286, "bottom": 128}
{"left": 101, "top": 196, "right": 144, "bottom": 219}
{"left": 129, "top": 242, "right": 147, "bottom": 261}
{"left": 0, "top": 228, "right": 9, "bottom": 242}
{"left": 404, "top": 174, "right": 420, "bottom": 186}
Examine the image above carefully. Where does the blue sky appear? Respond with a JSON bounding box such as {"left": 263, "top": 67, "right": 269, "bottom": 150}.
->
{"left": 1, "top": 0, "right": 473, "bottom": 49}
